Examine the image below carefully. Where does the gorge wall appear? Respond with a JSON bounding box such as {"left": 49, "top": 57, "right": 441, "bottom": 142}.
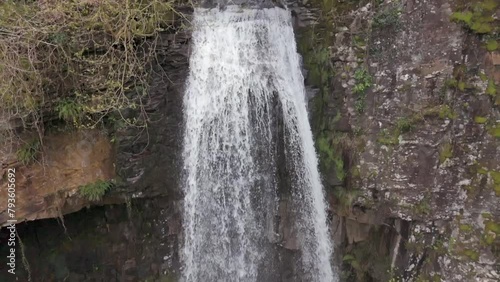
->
{"left": 0, "top": 0, "right": 498, "bottom": 281}
{"left": 294, "top": 0, "right": 499, "bottom": 281}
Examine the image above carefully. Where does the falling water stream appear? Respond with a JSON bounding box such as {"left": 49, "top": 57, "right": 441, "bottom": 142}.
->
{"left": 182, "top": 6, "right": 336, "bottom": 282}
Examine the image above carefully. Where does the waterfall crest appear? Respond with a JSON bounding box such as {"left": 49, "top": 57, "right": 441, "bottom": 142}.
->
{"left": 182, "top": 6, "right": 336, "bottom": 281}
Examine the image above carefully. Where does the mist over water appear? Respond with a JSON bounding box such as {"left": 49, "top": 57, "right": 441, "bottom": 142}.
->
{"left": 181, "top": 6, "right": 336, "bottom": 281}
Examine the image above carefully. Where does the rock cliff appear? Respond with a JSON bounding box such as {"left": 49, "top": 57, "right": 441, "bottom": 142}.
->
{"left": 294, "top": 0, "right": 499, "bottom": 281}
{"left": 0, "top": 0, "right": 498, "bottom": 281}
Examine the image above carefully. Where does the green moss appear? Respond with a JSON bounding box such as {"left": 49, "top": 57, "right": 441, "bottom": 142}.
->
{"left": 474, "top": 116, "right": 488, "bottom": 124}
{"left": 464, "top": 185, "right": 477, "bottom": 194}
{"left": 477, "top": 167, "right": 489, "bottom": 175}
{"left": 431, "top": 275, "right": 443, "bottom": 282}
{"left": 490, "top": 171, "right": 500, "bottom": 196}
{"left": 377, "top": 114, "right": 425, "bottom": 146}
{"left": 439, "top": 105, "right": 457, "bottom": 119}
{"left": 487, "top": 124, "right": 500, "bottom": 138}
{"left": 439, "top": 142, "right": 453, "bottom": 163}
{"left": 486, "top": 40, "right": 498, "bottom": 51}
{"left": 353, "top": 35, "right": 367, "bottom": 48}
{"left": 334, "top": 154, "right": 346, "bottom": 182}
{"left": 470, "top": 21, "right": 493, "bottom": 34}
{"left": 396, "top": 117, "right": 414, "bottom": 133}
{"left": 377, "top": 128, "right": 399, "bottom": 145}
{"left": 482, "top": 212, "right": 492, "bottom": 219}
{"left": 486, "top": 80, "right": 497, "bottom": 96}
{"left": 149, "top": 274, "right": 177, "bottom": 282}
{"left": 451, "top": 0, "right": 499, "bottom": 35}
{"left": 446, "top": 78, "right": 459, "bottom": 88}
{"left": 351, "top": 166, "right": 361, "bottom": 178}
{"left": 480, "top": 0, "right": 499, "bottom": 11}
{"left": 79, "top": 179, "right": 113, "bottom": 201}
{"left": 353, "top": 68, "right": 373, "bottom": 94}
{"left": 451, "top": 11, "right": 473, "bottom": 25}
{"left": 482, "top": 233, "right": 496, "bottom": 245}
{"left": 485, "top": 220, "right": 500, "bottom": 234}
{"left": 476, "top": 167, "right": 500, "bottom": 196}
{"left": 458, "top": 81, "right": 467, "bottom": 91}
{"left": 423, "top": 105, "right": 457, "bottom": 120}
{"left": 462, "top": 249, "right": 480, "bottom": 261}
{"left": 459, "top": 224, "right": 473, "bottom": 233}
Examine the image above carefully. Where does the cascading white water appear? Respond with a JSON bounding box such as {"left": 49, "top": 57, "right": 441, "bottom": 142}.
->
{"left": 182, "top": 6, "right": 336, "bottom": 282}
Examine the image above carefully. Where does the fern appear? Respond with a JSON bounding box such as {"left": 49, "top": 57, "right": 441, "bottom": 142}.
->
{"left": 16, "top": 140, "right": 41, "bottom": 165}
{"left": 79, "top": 180, "right": 113, "bottom": 201}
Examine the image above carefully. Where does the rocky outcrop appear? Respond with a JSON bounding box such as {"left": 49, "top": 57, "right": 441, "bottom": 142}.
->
{"left": 0, "top": 130, "right": 115, "bottom": 225}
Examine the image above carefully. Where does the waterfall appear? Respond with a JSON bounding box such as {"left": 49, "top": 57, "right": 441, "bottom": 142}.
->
{"left": 182, "top": 6, "right": 336, "bottom": 282}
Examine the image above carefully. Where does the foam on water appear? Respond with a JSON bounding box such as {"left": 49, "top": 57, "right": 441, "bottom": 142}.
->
{"left": 181, "top": 6, "right": 336, "bottom": 282}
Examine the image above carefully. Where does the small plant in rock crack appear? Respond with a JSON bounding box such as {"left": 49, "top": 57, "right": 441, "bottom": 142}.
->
{"left": 79, "top": 180, "right": 114, "bottom": 201}
{"left": 372, "top": 5, "right": 402, "bottom": 30}
{"left": 56, "top": 98, "right": 83, "bottom": 124}
{"left": 353, "top": 68, "right": 372, "bottom": 113}
{"left": 16, "top": 139, "right": 41, "bottom": 165}
{"left": 354, "top": 99, "right": 365, "bottom": 114}
{"left": 396, "top": 117, "right": 414, "bottom": 133}
{"left": 353, "top": 68, "right": 373, "bottom": 94}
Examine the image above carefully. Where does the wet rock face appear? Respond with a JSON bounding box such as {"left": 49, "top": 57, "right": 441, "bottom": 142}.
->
{"left": 112, "top": 26, "right": 190, "bottom": 202}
